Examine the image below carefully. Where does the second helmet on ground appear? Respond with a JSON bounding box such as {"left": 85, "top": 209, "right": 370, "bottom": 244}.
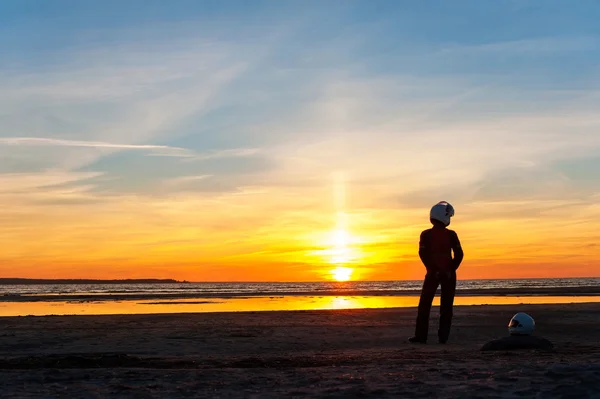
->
{"left": 508, "top": 312, "right": 535, "bottom": 335}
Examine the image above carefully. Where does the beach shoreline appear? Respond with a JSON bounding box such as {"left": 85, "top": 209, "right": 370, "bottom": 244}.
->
{"left": 0, "top": 303, "right": 599, "bottom": 398}
{"left": 3, "top": 293, "right": 600, "bottom": 318}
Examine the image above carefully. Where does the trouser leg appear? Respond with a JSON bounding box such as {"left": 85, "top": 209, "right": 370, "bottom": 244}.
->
{"left": 438, "top": 271, "right": 457, "bottom": 342}
{"left": 414, "top": 273, "right": 439, "bottom": 340}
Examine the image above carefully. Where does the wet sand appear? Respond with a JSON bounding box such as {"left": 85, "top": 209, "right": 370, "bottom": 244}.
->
{"left": 1, "top": 303, "right": 599, "bottom": 398}
{"left": 3, "top": 294, "right": 600, "bottom": 317}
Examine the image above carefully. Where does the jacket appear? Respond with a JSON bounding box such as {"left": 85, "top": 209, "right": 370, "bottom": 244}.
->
{"left": 419, "top": 225, "right": 464, "bottom": 273}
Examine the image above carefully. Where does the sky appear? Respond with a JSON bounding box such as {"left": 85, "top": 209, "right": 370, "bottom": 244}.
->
{"left": 1, "top": 0, "right": 600, "bottom": 282}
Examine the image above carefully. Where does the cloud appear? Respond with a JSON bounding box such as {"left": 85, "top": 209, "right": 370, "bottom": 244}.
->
{"left": 163, "top": 175, "right": 212, "bottom": 186}
{"left": 0, "top": 137, "right": 194, "bottom": 157}
{"left": 0, "top": 137, "right": 261, "bottom": 162}
{"left": 0, "top": 171, "right": 103, "bottom": 193}
{"left": 439, "top": 36, "right": 600, "bottom": 56}
{"left": 179, "top": 148, "right": 261, "bottom": 162}
{"left": 0, "top": 34, "right": 266, "bottom": 174}
{"left": 0, "top": 30, "right": 280, "bottom": 200}
{"left": 6, "top": 17, "right": 591, "bottom": 202}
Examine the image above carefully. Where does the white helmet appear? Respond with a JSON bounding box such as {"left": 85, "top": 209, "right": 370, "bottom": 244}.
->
{"left": 430, "top": 201, "right": 455, "bottom": 226}
{"left": 508, "top": 312, "right": 535, "bottom": 336}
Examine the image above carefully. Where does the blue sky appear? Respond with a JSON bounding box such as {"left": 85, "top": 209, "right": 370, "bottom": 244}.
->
{"left": 1, "top": 0, "right": 599, "bottom": 200}
{"left": 1, "top": 0, "right": 600, "bottom": 279}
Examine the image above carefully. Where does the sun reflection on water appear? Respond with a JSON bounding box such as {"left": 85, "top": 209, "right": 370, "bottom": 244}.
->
{"left": 2, "top": 295, "right": 600, "bottom": 317}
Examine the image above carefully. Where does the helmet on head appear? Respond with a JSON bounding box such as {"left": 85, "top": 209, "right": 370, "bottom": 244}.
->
{"left": 430, "top": 201, "right": 455, "bottom": 226}
{"left": 508, "top": 312, "right": 535, "bottom": 336}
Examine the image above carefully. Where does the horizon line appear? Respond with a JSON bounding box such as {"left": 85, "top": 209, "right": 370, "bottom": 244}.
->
{"left": 1, "top": 276, "right": 599, "bottom": 284}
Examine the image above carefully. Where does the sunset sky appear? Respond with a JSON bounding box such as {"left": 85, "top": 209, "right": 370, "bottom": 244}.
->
{"left": 1, "top": 1, "right": 600, "bottom": 281}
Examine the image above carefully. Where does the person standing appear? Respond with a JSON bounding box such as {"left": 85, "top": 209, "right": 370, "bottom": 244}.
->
{"left": 409, "top": 201, "right": 464, "bottom": 344}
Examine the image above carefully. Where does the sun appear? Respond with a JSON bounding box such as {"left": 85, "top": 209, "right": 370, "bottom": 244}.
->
{"left": 324, "top": 228, "right": 360, "bottom": 282}
{"left": 307, "top": 227, "right": 363, "bottom": 282}
{"left": 331, "top": 266, "right": 353, "bottom": 282}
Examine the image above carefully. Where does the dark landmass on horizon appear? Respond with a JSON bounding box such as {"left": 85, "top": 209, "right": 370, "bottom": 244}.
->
{"left": 0, "top": 278, "right": 187, "bottom": 285}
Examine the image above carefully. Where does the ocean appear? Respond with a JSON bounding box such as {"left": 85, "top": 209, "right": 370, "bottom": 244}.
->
{"left": 2, "top": 278, "right": 599, "bottom": 317}
{"left": 2, "top": 277, "right": 600, "bottom": 297}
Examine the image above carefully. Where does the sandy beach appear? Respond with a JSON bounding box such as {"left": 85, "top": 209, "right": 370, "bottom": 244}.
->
{"left": 0, "top": 303, "right": 599, "bottom": 398}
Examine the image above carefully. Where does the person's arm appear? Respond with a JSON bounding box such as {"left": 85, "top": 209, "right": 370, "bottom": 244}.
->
{"left": 418, "top": 230, "right": 434, "bottom": 272}
{"left": 451, "top": 231, "right": 464, "bottom": 270}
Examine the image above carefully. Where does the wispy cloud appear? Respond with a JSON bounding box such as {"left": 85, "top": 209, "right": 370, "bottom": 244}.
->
{"left": 179, "top": 148, "right": 261, "bottom": 162}
{"left": 0, "top": 171, "right": 103, "bottom": 193}
{"left": 163, "top": 175, "right": 212, "bottom": 186}
{"left": 0, "top": 137, "right": 261, "bottom": 162}
{"left": 439, "top": 36, "right": 600, "bottom": 55}
{"left": 0, "top": 137, "right": 194, "bottom": 157}
{"left": 0, "top": 36, "right": 267, "bottom": 173}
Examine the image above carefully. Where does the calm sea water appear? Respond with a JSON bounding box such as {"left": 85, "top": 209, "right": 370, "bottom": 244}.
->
{"left": 2, "top": 278, "right": 599, "bottom": 296}
{"left": 1, "top": 279, "right": 599, "bottom": 316}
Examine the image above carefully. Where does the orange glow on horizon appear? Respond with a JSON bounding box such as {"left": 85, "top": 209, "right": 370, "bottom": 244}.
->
{"left": 1, "top": 176, "right": 600, "bottom": 281}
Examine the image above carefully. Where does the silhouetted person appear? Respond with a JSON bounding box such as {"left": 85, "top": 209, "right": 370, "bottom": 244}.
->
{"left": 409, "top": 201, "right": 464, "bottom": 344}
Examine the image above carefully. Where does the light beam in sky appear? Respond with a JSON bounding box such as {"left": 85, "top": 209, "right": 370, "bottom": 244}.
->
{"left": 326, "top": 171, "right": 361, "bottom": 280}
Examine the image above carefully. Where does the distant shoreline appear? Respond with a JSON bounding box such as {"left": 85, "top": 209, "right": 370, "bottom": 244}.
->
{"left": 0, "top": 278, "right": 187, "bottom": 285}
{"left": 2, "top": 277, "right": 599, "bottom": 285}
